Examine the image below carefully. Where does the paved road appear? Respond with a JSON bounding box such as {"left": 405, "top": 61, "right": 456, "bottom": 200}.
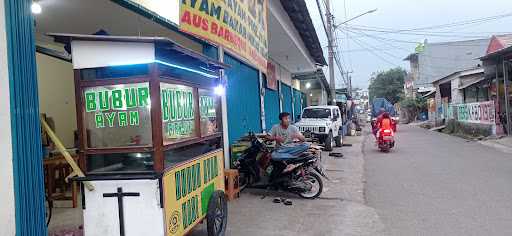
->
{"left": 364, "top": 125, "right": 512, "bottom": 236}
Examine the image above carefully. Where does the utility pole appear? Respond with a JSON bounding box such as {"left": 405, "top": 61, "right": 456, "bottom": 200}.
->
{"left": 325, "top": 0, "right": 336, "bottom": 105}
{"left": 344, "top": 71, "right": 354, "bottom": 96}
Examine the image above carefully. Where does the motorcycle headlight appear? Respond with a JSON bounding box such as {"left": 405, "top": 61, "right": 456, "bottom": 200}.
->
{"left": 319, "top": 127, "right": 326, "bottom": 132}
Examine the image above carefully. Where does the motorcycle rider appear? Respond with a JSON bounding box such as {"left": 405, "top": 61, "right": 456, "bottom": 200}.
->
{"left": 372, "top": 108, "right": 387, "bottom": 137}
{"left": 266, "top": 112, "right": 305, "bottom": 146}
{"left": 376, "top": 112, "right": 393, "bottom": 140}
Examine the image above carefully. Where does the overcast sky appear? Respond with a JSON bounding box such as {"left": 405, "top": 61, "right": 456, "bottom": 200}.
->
{"left": 305, "top": 0, "right": 512, "bottom": 89}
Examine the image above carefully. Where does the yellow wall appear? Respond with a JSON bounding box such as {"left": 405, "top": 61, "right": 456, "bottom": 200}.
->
{"left": 36, "top": 53, "right": 76, "bottom": 148}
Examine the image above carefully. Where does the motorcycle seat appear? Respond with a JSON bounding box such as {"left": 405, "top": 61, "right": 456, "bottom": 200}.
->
{"left": 285, "top": 155, "right": 315, "bottom": 164}
{"left": 271, "top": 153, "right": 315, "bottom": 163}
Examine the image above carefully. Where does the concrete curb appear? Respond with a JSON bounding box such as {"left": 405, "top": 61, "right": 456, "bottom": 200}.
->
{"left": 478, "top": 140, "right": 512, "bottom": 154}
{"left": 416, "top": 123, "right": 512, "bottom": 155}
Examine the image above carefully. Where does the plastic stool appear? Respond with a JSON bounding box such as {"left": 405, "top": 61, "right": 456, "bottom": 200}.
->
{"left": 224, "top": 169, "right": 240, "bottom": 201}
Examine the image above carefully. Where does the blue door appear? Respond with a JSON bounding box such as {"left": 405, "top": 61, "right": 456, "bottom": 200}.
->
{"left": 281, "top": 82, "right": 293, "bottom": 114}
{"left": 225, "top": 54, "right": 262, "bottom": 143}
{"left": 264, "top": 84, "right": 280, "bottom": 132}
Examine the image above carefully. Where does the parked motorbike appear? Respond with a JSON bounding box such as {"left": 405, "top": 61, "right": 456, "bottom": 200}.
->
{"left": 377, "top": 128, "right": 395, "bottom": 152}
{"left": 234, "top": 133, "right": 327, "bottom": 199}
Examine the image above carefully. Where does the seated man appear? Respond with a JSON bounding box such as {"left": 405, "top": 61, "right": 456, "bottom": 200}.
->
{"left": 267, "top": 112, "right": 305, "bottom": 146}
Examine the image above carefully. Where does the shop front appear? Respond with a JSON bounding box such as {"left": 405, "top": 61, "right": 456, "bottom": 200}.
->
{"left": 481, "top": 46, "right": 512, "bottom": 135}
{"left": 0, "top": 0, "right": 327, "bottom": 234}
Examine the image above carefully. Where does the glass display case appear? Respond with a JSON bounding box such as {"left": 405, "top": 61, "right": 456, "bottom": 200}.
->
{"left": 62, "top": 34, "right": 227, "bottom": 174}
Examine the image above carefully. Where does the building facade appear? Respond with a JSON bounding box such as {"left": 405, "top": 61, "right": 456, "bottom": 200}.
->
{"left": 0, "top": 0, "right": 327, "bottom": 234}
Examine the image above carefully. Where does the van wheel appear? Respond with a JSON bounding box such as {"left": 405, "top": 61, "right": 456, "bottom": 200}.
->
{"left": 335, "top": 134, "right": 342, "bottom": 147}
{"left": 324, "top": 132, "right": 333, "bottom": 151}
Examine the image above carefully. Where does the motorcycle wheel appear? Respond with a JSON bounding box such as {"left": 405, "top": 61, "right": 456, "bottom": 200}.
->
{"left": 298, "top": 172, "right": 323, "bottom": 199}
{"left": 335, "top": 134, "right": 342, "bottom": 147}
{"left": 239, "top": 172, "right": 251, "bottom": 191}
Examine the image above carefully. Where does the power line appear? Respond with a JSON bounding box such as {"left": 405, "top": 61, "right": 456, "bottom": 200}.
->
{"left": 347, "top": 12, "right": 512, "bottom": 34}
{"left": 347, "top": 32, "right": 402, "bottom": 67}
{"left": 345, "top": 27, "right": 491, "bottom": 63}
{"left": 334, "top": 30, "right": 348, "bottom": 70}
{"left": 345, "top": 23, "right": 512, "bottom": 35}
{"left": 343, "top": 30, "right": 462, "bottom": 76}
{"left": 315, "top": 0, "right": 329, "bottom": 39}
{"left": 340, "top": 47, "right": 407, "bottom": 53}
{"left": 344, "top": 25, "right": 492, "bottom": 38}
{"left": 317, "top": 0, "right": 349, "bottom": 89}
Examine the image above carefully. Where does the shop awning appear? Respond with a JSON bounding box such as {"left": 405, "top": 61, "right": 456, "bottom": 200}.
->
{"left": 458, "top": 77, "right": 487, "bottom": 90}
{"left": 480, "top": 45, "right": 512, "bottom": 61}
{"left": 293, "top": 69, "right": 330, "bottom": 90}
{"left": 422, "top": 90, "right": 436, "bottom": 98}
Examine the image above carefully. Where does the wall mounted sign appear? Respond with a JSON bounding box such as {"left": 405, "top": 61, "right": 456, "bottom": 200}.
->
{"left": 126, "top": 0, "right": 180, "bottom": 25}
{"left": 266, "top": 61, "right": 278, "bottom": 90}
{"left": 83, "top": 83, "right": 153, "bottom": 148}
{"left": 180, "top": 0, "right": 268, "bottom": 73}
{"left": 450, "top": 101, "right": 496, "bottom": 124}
{"left": 121, "top": 0, "right": 268, "bottom": 72}
{"left": 163, "top": 150, "right": 224, "bottom": 236}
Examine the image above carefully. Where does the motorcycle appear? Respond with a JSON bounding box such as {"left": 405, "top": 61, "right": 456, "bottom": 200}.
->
{"left": 234, "top": 133, "right": 327, "bottom": 199}
{"left": 377, "top": 128, "right": 395, "bottom": 152}
{"left": 371, "top": 117, "right": 398, "bottom": 133}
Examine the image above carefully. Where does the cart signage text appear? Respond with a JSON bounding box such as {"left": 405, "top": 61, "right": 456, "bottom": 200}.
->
{"left": 163, "top": 150, "right": 225, "bottom": 236}
{"left": 84, "top": 85, "right": 150, "bottom": 128}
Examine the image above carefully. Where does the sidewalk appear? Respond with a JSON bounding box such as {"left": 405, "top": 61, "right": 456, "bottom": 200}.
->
{"left": 479, "top": 136, "right": 512, "bottom": 154}
{"left": 48, "top": 135, "right": 384, "bottom": 236}
{"left": 191, "top": 135, "right": 385, "bottom": 236}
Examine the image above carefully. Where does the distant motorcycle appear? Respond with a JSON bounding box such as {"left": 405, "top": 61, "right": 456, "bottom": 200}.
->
{"left": 371, "top": 117, "right": 398, "bottom": 132}
{"left": 377, "top": 128, "right": 395, "bottom": 152}
{"left": 234, "top": 133, "right": 327, "bottom": 199}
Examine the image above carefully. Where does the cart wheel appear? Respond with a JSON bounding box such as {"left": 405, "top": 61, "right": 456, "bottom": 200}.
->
{"left": 207, "top": 191, "right": 228, "bottom": 236}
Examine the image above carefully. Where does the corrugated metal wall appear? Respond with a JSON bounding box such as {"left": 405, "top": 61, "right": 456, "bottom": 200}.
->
{"left": 225, "top": 54, "right": 262, "bottom": 143}
{"left": 5, "top": 0, "right": 47, "bottom": 234}
{"left": 293, "top": 89, "right": 303, "bottom": 121}
{"left": 302, "top": 92, "right": 308, "bottom": 108}
{"left": 281, "top": 82, "right": 293, "bottom": 114}
{"left": 264, "top": 85, "right": 280, "bottom": 132}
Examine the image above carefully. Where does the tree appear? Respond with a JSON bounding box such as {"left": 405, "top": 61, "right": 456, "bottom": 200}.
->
{"left": 400, "top": 96, "right": 427, "bottom": 123}
{"left": 368, "top": 68, "right": 406, "bottom": 104}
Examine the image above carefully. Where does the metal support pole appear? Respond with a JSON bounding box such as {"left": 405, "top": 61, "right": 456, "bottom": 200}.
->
{"left": 218, "top": 47, "right": 231, "bottom": 168}
{"left": 291, "top": 84, "right": 295, "bottom": 120}
{"left": 348, "top": 75, "right": 352, "bottom": 97}
{"left": 496, "top": 64, "right": 500, "bottom": 134}
{"left": 504, "top": 60, "right": 511, "bottom": 135}
{"left": 326, "top": 0, "right": 336, "bottom": 104}
{"left": 259, "top": 70, "right": 266, "bottom": 131}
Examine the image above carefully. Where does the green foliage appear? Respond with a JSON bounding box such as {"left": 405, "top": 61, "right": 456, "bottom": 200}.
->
{"left": 402, "top": 96, "right": 427, "bottom": 111}
{"left": 368, "top": 68, "right": 406, "bottom": 104}
{"left": 399, "top": 96, "right": 427, "bottom": 123}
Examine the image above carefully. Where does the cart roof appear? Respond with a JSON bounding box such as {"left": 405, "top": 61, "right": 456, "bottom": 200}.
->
{"left": 48, "top": 33, "right": 230, "bottom": 70}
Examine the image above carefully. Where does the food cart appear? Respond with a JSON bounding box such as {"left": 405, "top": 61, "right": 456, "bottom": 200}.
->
{"left": 50, "top": 33, "right": 229, "bottom": 236}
